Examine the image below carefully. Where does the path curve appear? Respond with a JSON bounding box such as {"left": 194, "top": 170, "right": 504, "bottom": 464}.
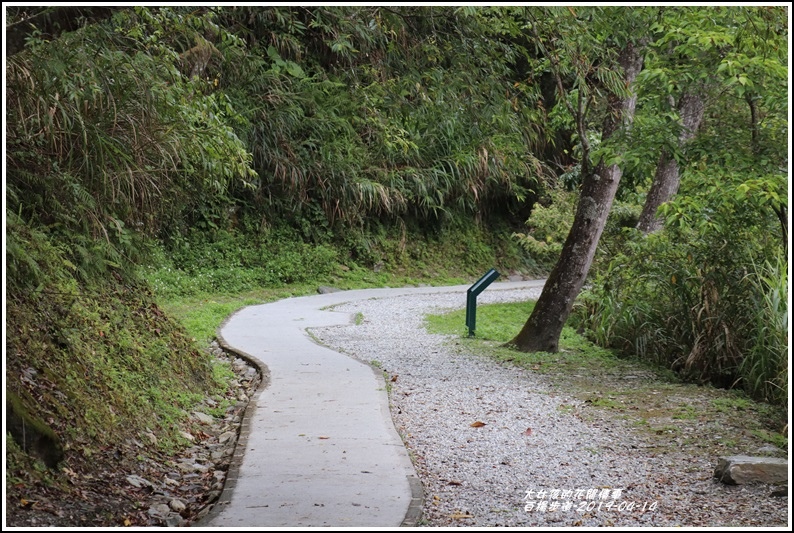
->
{"left": 202, "top": 280, "right": 545, "bottom": 527}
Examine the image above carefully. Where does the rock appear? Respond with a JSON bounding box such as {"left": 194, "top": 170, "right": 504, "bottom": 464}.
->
{"left": 165, "top": 514, "right": 186, "bottom": 527}
{"left": 176, "top": 462, "right": 209, "bottom": 474}
{"left": 714, "top": 455, "right": 788, "bottom": 485}
{"left": 169, "top": 498, "right": 187, "bottom": 512}
{"left": 126, "top": 474, "right": 153, "bottom": 488}
{"left": 179, "top": 431, "right": 195, "bottom": 442}
{"left": 148, "top": 503, "right": 171, "bottom": 517}
{"left": 317, "top": 285, "right": 341, "bottom": 294}
{"left": 192, "top": 411, "right": 214, "bottom": 424}
{"left": 218, "top": 431, "right": 236, "bottom": 444}
{"left": 756, "top": 445, "right": 785, "bottom": 456}
{"left": 204, "top": 490, "right": 222, "bottom": 504}
{"left": 508, "top": 274, "right": 524, "bottom": 282}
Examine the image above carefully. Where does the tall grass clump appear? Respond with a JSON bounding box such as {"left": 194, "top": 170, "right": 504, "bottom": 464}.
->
{"left": 739, "top": 253, "right": 788, "bottom": 405}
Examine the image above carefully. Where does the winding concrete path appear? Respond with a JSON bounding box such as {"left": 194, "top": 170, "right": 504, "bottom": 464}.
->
{"left": 202, "top": 280, "right": 545, "bottom": 527}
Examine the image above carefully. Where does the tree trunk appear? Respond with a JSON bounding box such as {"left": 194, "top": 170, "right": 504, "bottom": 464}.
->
{"left": 636, "top": 91, "right": 706, "bottom": 234}
{"left": 508, "top": 41, "right": 646, "bottom": 353}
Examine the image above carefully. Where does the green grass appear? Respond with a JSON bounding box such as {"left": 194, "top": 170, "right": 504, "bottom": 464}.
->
{"left": 672, "top": 404, "right": 699, "bottom": 420}
{"left": 161, "top": 295, "right": 273, "bottom": 345}
{"left": 711, "top": 395, "right": 754, "bottom": 413}
{"left": 424, "top": 300, "right": 620, "bottom": 375}
{"left": 750, "top": 429, "right": 788, "bottom": 449}
{"left": 157, "top": 268, "right": 472, "bottom": 349}
{"left": 425, "top": 299, "right": 536, "bottom": 341}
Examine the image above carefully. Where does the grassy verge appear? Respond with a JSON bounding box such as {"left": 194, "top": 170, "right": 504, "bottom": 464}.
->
{"left": 424, "top": 301, "right": 788, "bottom": 456}
{"left": 156, "top": 268, "right": 471, "bottom": 346}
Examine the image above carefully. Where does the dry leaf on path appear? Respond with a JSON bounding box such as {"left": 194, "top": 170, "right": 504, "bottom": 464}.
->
{"left": 470, "top": 421, "right": 486, "bottom": 428}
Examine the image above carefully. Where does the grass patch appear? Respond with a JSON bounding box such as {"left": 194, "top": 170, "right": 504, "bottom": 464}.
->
{"left": 750, "top": 429, "right": 788, "bottom": 449}
{"left": 711, "top": 395, "right": 754, "bottom": 413}
{"left": 425, "top": 300, "right": 620, "bottom": 376}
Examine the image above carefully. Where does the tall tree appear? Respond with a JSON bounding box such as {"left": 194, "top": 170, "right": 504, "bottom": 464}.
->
{"left": 509, "top": 8, "right": 650, "bottom": 353}
{"left": 636, "top": 90, "right": 705, "bottom": 233}
{"left": 635, "top": 6, "right": 787, "bottom": 234}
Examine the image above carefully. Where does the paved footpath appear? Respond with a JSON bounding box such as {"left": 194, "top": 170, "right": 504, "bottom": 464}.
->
{"left": 202, "top": 280, "right": 545, "bottom": 527}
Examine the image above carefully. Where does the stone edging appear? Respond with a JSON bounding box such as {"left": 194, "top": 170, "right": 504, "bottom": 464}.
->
{"left": 194, "top": 309, "right": 270, "bottom": 527}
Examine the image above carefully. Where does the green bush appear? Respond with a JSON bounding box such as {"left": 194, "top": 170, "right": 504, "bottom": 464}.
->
{"left": 147, "top": 227, "right": 339, "bottom": 297}
{"left": 574, "top": 169, "right": 786, "bottom": 404}
{"left": 512, "top": 186, "right": 576, "bottom": 269}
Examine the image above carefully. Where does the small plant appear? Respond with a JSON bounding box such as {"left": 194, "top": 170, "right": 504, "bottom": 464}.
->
{"left": 587, "top": 397, "right": 622, "bottom": 409}
{"left": 672, "top": 405, "right": 698, "bottom": 420}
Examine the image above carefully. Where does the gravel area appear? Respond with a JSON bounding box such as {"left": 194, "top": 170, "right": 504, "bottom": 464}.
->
{"left": 310, "top": 287, "right": 789, "bottom": 527}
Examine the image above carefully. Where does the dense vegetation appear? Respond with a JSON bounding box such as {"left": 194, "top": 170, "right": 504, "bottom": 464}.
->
{"left": 4, "top": 6, "right": 788, "bottom": 520}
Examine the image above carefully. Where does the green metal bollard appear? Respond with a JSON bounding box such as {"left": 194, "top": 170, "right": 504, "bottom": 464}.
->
{"left": 466, "top": 268, "right": 500, "bottom": 337}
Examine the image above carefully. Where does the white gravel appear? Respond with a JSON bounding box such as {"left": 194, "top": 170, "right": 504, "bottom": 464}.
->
{"left": 310, "top": 287, "right": 789, "bottom": 527}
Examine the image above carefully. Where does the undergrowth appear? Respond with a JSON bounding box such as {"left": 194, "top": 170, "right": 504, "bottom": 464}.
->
{"left": 5, "top": 222, "right": 228, "bottom": 465}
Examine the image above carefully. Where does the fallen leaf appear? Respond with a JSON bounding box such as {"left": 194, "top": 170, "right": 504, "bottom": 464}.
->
{"left": 318, "top": 436, "right": 330, "bottom": 439}
{"left": 123, "top": 518, "right": 132, "bottom": 526}
{"left": 451, "top": 512, "right": 474, "bottom": 519}
{"left": 523, "top": 428, "right": 533, "bottom": 436}
{"left": 390, "top": 375, "right": 398, "bottom": 382}
{"left": 20, "top": 498, "right": 37, "bottom": 509}
{"left": 470, "top": 421, "right": 486, "bottom": 428}
{"left": 448, "top": 480, "right": 463, "bottom": 486}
